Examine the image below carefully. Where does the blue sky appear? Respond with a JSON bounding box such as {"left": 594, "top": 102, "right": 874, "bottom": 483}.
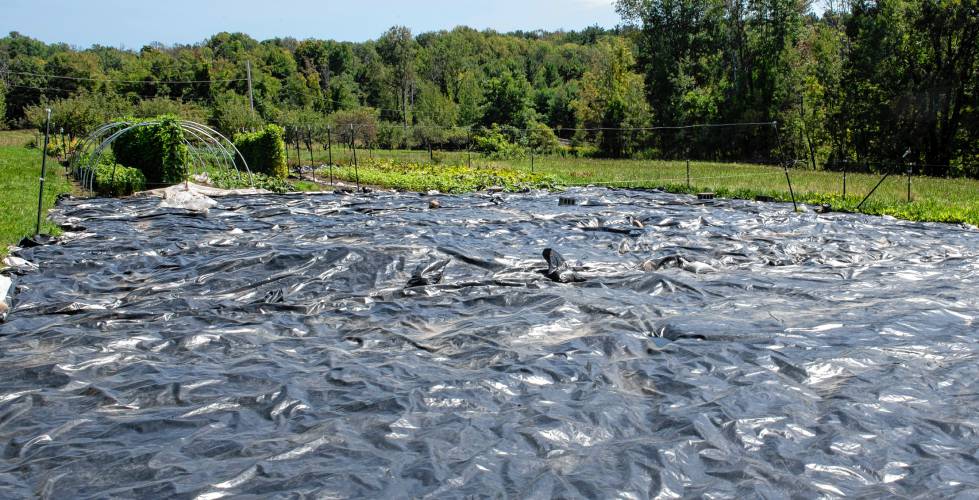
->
{"left": 1, "top": 0, "right": 621, "bottom": 49}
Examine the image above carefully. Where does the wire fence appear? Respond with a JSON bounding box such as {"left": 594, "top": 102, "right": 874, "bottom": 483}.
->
{"left": 9, "top": 116, "right": 973, "bottom": 211}
{"left": 267, "top": 122, "right": 979, "bottom": 209}
{"left": 7, "top": 68, "right": 977, "bottom": 229}
{"left": 275, "top": 122, "right": 790, "bottom": 173}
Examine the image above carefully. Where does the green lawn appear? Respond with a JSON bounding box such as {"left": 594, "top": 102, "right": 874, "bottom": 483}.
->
{"left": 299, "top": 144, "right": 979, "bottom": 225}
{"left": 0, "top": 129, "right": 38, "bottom": 148}
{"left": 0, "top": 145, "right": 72, "bottom": 254}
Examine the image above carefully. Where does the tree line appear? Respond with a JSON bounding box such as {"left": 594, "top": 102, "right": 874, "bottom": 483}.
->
{"left": 1, "top": 0, "right": 976, "bottom": 176}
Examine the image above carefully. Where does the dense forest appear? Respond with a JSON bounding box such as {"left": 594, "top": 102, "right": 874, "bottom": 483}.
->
{"left": 0, "top": 0, "right": 977, "bottom": 176}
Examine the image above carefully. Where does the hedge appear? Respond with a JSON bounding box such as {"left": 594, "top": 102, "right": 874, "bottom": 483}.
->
{"left": 233, "top": 124, "right": 287, "bottom": 179}
{"left": 113, "top": 115, "right": 189, "bottom": 184}
{"left": 76, "top": 162, "right": 147, "bottom": 197}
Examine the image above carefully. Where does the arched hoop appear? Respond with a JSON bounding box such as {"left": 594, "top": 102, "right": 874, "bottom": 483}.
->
{"left": 70, "top": 119, "right": 253, "bottom": 195}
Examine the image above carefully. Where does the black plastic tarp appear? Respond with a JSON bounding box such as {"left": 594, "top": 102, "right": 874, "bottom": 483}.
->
{"left": 1, "top": 188, "right": 978, "bottom": 498}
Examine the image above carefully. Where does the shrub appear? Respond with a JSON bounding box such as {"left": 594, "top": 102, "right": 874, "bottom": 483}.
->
{"left": 473, "top": 125, "right": 526, "bottom": 160}
{"left": 83, "top": 162, "right": 147, "bottom": 197}
{"left": 329, "top": 108, "right": 379, "bottom": 147}
{"left": 525, "top": 121, "right": 560, "bottom": 154}
{"left": 444, "top": 127, "right": 471, "bottom": 150}
{"left": 211, "top": 92, "right": 265, "bottom": 137}
{"left": 233, "top": 124, "right": 288, "bottom": 179}
{"left": 377, "top": 122, "right": 408, "bottom": 149}
{"left": 113, "top": 115, "right": 189, "bottom": 184}
{"left": 45, "top": 137, "right": 78, "bottom": 159}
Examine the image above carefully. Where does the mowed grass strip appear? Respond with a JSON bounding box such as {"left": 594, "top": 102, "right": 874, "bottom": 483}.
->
{"left": 0, "top": 146, "right": 72, "bottom": 253}
{"left": 304, "top": 145, "right": 979, "bottom": 225}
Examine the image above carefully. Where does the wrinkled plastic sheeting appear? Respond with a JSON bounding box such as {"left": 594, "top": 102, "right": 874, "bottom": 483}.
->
{"left": 157, "top": 188, "right": 218, "bottom": 213}
{"left": 1, "top": 188, "right": 979, "bottom": 498}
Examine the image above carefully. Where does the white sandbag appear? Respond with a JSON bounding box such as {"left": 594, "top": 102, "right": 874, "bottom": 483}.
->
{"left": 159, "top": 189, "right": 218, "bottom": 213}
{"left": 2, "top": 256, "right": 38, "bottom": 272}
{"left": 0, "top": 275, "right": 10, "bottom": 319}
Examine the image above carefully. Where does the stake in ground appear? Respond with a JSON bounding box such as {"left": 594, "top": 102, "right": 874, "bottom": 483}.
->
{"left": 0, "top": 144, "right": 71, "bottom": 254}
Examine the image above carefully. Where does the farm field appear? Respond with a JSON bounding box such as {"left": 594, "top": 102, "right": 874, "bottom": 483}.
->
{"left": 3, "top": 121, "right": 979, "bottom": 256}
{"left": 3, "top": 1, "right": 979, "bottom": 495}
{"left": 301, "top": 145, "right": 979, "bottom": 225}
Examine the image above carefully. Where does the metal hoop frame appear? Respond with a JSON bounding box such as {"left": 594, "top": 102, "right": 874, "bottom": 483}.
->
{"left": 69, "top": 120, "right": 253, "bottom": 194}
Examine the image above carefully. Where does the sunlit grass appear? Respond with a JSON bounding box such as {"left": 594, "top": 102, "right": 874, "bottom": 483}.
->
{"left": 0, "top": 145, "right": 72, "bottom": 254}
{"left": 304, "top": 145, "right": 979, "bottom": 225}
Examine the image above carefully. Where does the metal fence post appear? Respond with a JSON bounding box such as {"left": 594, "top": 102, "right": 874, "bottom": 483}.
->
{"left": 35, "top": 108, "right": 52, "bottom": 236}
{"left": 686, "top": 157, "right": 690, "bottom": 189}
{"left": 296, "top": 135, "right": 303, "bottom": 180}
{"left": 907, "top": 163, "right": 913, "bottom": 203}
{"left": 467, "top": 128, "right": 472, "bottom": 169}
{"left": 307, "top": 126, "right": 314, "bottom": 171}
{"left": 842, "top": 160, "right": 847, "bottom": 198}
{"left": 327, "top": 126, "right": 333, "bottom": 185}
{"left": 351, "top": 124, "right": 360, "bottom": 189}
{"left": 773, "top": 121, "right": 798, "bottom": 211}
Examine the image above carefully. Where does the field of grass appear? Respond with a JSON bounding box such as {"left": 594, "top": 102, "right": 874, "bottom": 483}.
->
{"left": 298, "top": 144, "right": 979, "bottom": 225}
{"left": 2, "top": 127, "right": 977, "bottom": 242}
{"left": 0, "top": 144, "right": 72, "bottom": 254}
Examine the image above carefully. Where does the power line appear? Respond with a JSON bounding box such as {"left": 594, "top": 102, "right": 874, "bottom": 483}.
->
{"left": 553, "top": 122, "right": 777, "bottom": 132}
{"left": 294, "top": 122, "right": 778, "bottom": 132}
{"left": 1, "top": 69, "right": 246, "bottom": 84}
{"left": 4, "top": 83, "right": 221, "bottom": 104}
{"left": 4, "top": 68, "right": 412, "bottom": 116}
{"left": 5, "top": 83, "right": 76, "bottom": 94}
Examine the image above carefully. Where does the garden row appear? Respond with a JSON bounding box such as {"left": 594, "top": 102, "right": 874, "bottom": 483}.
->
{"left": 79, "top": 116, "right": 289, "bottom": 196}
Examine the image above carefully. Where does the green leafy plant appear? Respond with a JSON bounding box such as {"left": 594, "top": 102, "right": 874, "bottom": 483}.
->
{"left": 208, "top": 168, "right": 294, "bottom": 193}
{"left": 93, "top": 163, "right": 146, "bottom": 196}
{"left": 112, "top": 115, "right": 189, "bottom": 184}
{"left": 473, "top": 126, "right": 527, "bottom": 160}
{"left": 233, "top": 124, "right": 288, "bottom": 178}
{"left": 322, "top": 158, "right": 554, "bottom": 193}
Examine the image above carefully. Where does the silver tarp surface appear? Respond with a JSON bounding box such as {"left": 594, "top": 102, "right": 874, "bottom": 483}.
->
{"left": 1, "top": 188, "right": 977, "bottom": 498}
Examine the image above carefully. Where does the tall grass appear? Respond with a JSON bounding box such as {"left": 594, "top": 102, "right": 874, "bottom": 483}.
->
{"left": 0, "top": 146, "right": 72, "bottom": 253}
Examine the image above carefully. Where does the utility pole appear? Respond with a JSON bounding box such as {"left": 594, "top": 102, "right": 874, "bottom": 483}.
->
{"left": 800, "top": 94, "right": 817, "bottom": 170}
{"left": 246, "top": 60, "right": 255, "bottom": 115}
